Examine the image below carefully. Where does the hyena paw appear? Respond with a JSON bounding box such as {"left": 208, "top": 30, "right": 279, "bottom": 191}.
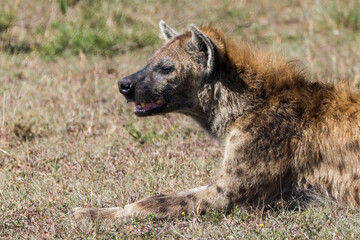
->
{"left": 71, "top": 207, "right": 125, "bottom": 220}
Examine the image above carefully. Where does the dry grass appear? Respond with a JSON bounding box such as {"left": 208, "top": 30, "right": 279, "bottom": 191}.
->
{"left": 1, "top": 0, "right": 360, "bottom": 238}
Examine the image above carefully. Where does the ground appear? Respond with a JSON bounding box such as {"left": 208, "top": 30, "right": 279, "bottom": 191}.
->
{"left": 1, "top": 0, "right": 360, "bottom": 239}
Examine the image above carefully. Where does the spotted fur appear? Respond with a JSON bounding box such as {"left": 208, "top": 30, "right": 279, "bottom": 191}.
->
{"left": 72, "top": 21, "right": 360, "bottom": 221}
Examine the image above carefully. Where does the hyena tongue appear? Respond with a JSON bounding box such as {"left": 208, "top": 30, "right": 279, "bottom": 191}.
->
{"left": 135, "top": 101, "right": 166, "bottom": 112}
{"left": 143, "top": 102, "right": 163, "bottom": 111}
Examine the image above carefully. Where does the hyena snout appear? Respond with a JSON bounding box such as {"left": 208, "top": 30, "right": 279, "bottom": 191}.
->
{"left": 118, "top": 77, "right": 133, "bottom": 96}
{"left": 118, "top": 68, "right": 148, "bottom": 100}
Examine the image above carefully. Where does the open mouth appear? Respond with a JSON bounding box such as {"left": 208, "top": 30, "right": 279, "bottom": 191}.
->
{"left": 134, "top": 99, "right": 168, "bottom": 116}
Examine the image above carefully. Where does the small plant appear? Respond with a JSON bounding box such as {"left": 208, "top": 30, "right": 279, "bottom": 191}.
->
{"left": 206, "top": 208, "right": 225, "bottom": 222}
{"left": 11, "top": 111, "right": 48, "bottom": 142}
{"left": 317, "top": 0, "right": 360, "bottom": 31}
{"left": 125, "top": 122, "right": 167, "bottom": 144}
{"left": 0, "top": 0, "right": 19, "bottom": 33}
{"left": 146, "top": 213, "right": 156, "bottom": 221}
{"left": 58, "top": 0, "right": 81, "bottom": 15}
{"left": 0, "top": 10, "right": 16, "bottom": 33}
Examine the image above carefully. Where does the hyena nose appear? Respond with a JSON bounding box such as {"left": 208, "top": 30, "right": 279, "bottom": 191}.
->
{"left": 118, "top": 78, "right": 133, "bottom": 95}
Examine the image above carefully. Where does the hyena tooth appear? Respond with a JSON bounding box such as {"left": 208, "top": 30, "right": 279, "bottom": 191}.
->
{"left": 141, "top": 103, "right": 146, "bottom": 108}
{"left": 156, "top": 100, "right": 164, "bottom": 104}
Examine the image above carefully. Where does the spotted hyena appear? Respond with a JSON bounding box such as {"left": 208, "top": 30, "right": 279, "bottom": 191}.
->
{"left": 72, "top": 21, "right": 360, "bottom": 220}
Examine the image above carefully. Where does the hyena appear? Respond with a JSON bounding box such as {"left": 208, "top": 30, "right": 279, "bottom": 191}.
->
{"left": 72, "top": 21, "right": 360, "bottom": 220}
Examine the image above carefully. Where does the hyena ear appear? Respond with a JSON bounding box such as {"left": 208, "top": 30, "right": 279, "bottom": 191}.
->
{"left": 189, "top": 24, "right": 215, "bottom": 74}
{"left": 159, "top": 20, "right": 178, "bottom": 41}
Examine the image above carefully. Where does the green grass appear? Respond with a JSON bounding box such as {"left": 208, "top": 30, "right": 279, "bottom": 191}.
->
{"left": 39, "top": 20, "right": 159, "bottom": 59}
{"left": 316, "top": 0, "right": 360, "bottom": 32}
{"left": 39, "top": 1, "right": 160, "bottom": 59}
{"left": 1, "top": 0, "right": 360, "bottom": 238}
{"left": 0, "top": 10, "right": 16, "bottom": 33}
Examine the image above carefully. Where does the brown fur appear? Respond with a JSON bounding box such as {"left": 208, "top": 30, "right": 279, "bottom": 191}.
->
{"left": 72, "top": 22, "right": 360, "bottom": 221}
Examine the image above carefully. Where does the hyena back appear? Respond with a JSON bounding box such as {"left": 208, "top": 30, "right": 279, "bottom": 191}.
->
{"left": 72, "top": 21, "right": 360, "bottom": 220}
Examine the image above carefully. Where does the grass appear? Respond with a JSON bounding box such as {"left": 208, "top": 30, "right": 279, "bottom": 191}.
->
{"left": 1, "top": 0, "right": 360, "bottom": 238}
{"left": 39, "top": 1, "right": 160, "bottom": 59}
{"left": 316, "top": 0, "right": 360, "bottom": 32}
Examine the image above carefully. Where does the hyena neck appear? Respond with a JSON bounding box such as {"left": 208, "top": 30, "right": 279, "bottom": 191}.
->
{"left": 189, "top": 43, "right": 307, "bottom": 140}
{"left": 182, "top": 26, "right": 308, "bottom": 139}
{"left": 193, "top": 76, "right": 261, "bottom": 140}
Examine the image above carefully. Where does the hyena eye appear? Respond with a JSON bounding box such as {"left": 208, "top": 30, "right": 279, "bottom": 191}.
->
{"left": 154, "top": 64, "right": 175, "bottom": 74}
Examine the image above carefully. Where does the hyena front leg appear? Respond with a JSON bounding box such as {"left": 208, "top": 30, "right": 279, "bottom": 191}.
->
{"left": 71, "top": 206, "right": 125, "bottom": 220}
{"left": 72, "top": 130, "right": 292, "bottom": 220}
{"left": 72, "top": 166, "right": 288, "bottom": 221}
{"left": 108, "top": 158, "right": 289, "bottom": 220}
{"left": 71, "top": 171, "right": 285, "bottom": 221}
{"left": 122, "top": 185, "right": 214, "bottom": 219}
{"left": 71, "top": 181, "right": 237, "bottom": 220}
{"left": 71, "top": 185, "right": 213, "bottom": 220}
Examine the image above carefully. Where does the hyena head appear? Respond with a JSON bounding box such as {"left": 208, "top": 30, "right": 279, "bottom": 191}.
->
{"left": 118, "top": 21, "right": 218, "bottom": 117}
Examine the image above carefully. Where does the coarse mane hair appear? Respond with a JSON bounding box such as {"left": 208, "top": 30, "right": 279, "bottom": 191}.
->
{"left": 199, "top": 24, "right": 311, "bottom": 96}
